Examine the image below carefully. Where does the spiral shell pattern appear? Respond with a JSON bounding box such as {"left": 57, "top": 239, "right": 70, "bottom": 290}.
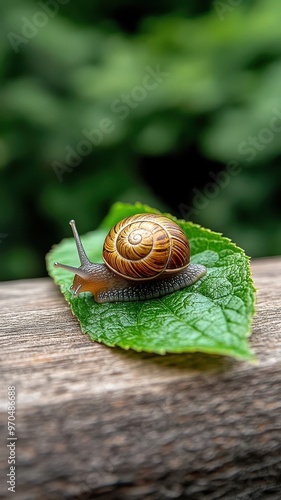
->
{"left": 103, "top": 214, "right": 190, "bottom": 280}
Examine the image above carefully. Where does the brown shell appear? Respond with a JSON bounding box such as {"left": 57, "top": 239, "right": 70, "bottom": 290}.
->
{"left": 102, "top": 213, "right": 190, "bottom": 281}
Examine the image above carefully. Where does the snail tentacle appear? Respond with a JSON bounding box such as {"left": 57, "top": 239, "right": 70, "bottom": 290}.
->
{"left": 53, "top": 215, "right": 207, "bottom": 303}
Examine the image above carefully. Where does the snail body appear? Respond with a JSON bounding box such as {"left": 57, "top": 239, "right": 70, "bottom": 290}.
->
{"left": 54, "top": 214, "right": 207, "bottom": 303}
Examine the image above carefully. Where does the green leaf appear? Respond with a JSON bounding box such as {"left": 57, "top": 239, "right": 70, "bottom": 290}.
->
{"left": 46, "top": 202, "right": 256, "bottom": 360}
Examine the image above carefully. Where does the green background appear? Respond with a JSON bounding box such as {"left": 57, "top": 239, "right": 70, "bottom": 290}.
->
{"left": 1, "top": 0, "right": 281, "bottom": 281}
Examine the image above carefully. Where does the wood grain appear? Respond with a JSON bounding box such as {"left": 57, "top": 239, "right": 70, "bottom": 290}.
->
{"left": 0, "top": 257, "right": 281, "bottom": 500}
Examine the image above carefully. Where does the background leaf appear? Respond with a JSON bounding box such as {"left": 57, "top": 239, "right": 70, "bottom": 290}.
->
{"left": 46, "top": 202, "right": 256, "bottom": 360}
{"left": 1, "top": 1, "right": 281, "bottom": 282}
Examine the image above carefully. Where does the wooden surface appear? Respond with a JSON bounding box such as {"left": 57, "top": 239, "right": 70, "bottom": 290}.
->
{"left": 0, "top": 257, "right": 281, "bottom": 500}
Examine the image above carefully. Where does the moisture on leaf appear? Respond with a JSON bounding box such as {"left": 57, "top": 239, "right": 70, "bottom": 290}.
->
{"left": 46, "top": 202, "right": 256, "bottom": 360}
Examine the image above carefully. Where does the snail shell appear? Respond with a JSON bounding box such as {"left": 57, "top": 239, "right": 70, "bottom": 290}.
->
{"left": 103, "top": 213, "right": 190, "bottom": 280}
{"left": 54, "top": 214, "right": 206, "bottom": 303}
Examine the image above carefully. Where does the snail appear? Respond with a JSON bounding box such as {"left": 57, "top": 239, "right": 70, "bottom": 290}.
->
{"left": 54, "top": 214, "right": 207, "bottom": 303}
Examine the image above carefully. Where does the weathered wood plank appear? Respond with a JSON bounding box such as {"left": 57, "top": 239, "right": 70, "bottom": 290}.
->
{"left": 0, "top": 257, "right": 281, "bottom": 499}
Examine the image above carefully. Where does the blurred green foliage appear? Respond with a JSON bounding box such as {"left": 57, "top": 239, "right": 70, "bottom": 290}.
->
{"left": 0, "top": 0, "right": 281, "bottom": 281}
